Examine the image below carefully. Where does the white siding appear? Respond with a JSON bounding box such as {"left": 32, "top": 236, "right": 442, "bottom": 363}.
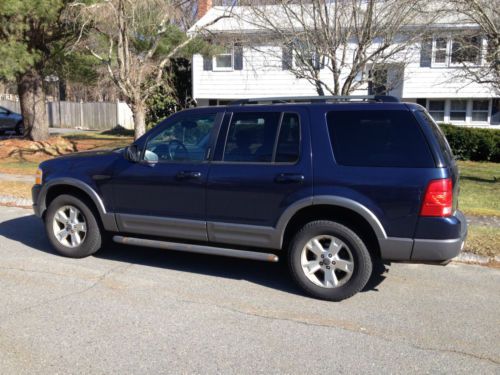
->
{"left": 193, "top": 47, "right": 318, "bottom": 100}
{"left": 192, "top": 42, "right": 498, "bottom": 126}
{"left": 402, "top": 45, "right": 496, "bottom": 99}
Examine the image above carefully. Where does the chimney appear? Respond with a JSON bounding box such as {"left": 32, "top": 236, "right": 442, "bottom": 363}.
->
{"left": 198, "top": 0, "right": 213, "bottom": 19}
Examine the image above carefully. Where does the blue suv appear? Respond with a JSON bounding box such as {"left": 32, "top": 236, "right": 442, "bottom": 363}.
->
{"left": 32, "top": 96, "right": 467, "bottom": 301}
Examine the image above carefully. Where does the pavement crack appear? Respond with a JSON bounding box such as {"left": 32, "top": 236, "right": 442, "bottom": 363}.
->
{"left": 1, "top": 263, "right": 132, "bottom": 322}
{"left": 175, "top": 296, "right": 500, "bottom": 366}
{"left": 0, "top": 266, "right": 80, "bottom": 279}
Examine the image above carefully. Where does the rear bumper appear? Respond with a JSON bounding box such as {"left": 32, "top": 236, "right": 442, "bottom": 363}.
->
{"left": 411, "top": 210, "right": 468, "bottom": 261}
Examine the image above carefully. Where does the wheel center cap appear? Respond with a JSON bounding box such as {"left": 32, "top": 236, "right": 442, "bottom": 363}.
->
{"left": 323, "top": 258, "right": 331, "bottom": 266}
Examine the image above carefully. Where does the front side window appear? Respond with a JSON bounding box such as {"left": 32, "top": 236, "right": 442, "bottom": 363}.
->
{"left": 450, "top": 100, "right": 467, "bottom": 122}
{"left": 144, "top": 114, "right": 216, "bottom": 162}
{"left": 471, "top": 100, "right": 489, "bottom": 122}
{"left": 0, "top": 107, "right": 9, "bottom": 115}
{"left": 223, "top": 112, "right": 281, "bottom": 162}
{"left": 428, "top": 100, "right": 445, "bottom": 122}
{"left": 326, "top": 110, "right": 434, "bottom": 168}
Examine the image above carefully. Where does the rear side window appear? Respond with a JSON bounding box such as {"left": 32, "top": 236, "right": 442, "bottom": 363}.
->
{"left": 327, "top": 110, "right": 434, "bottom": 167}
{"left": 223, "top": 112, "right": 300, "bottom": 163}
{"left": 418, "top": 109, "right": 454, "bottom": 164}
{"left": 275, "top": 113, "right": 300, "bottom": 162}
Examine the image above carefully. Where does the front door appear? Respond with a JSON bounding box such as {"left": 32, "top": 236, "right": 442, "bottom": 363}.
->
{"left": 111, "top": 110, "right": 223, "bottom": 241}
{"left": 206, "top": 107, "right": 313, "bottom": 248}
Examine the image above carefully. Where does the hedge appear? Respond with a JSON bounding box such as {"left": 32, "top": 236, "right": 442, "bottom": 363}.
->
{"left": 439, "top": 124, "right": 500, "bottom": 162}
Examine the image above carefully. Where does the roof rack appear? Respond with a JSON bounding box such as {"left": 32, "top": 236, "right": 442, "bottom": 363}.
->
{"left": 229, "top": 95, "right": 399, "bottom": 106}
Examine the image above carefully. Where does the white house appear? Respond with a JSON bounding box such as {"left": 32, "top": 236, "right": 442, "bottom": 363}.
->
{"left": 190, "top": 1, "right": 499, "bottom": 127}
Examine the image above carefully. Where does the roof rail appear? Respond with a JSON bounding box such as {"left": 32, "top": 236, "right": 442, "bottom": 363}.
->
{"left": 229, "top": 95, "right": 399, "bottom": 105}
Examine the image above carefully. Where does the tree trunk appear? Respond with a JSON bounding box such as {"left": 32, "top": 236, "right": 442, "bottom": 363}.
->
{"left": 17, "top": 70, "right": 49, "bottom": 141}
{"left": 131, "top": 102, "right": 146, "bottom": 140}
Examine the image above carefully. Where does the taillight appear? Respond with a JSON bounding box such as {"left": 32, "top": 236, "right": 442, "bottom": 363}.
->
{"left": 420, "top": 178, "right": 453, "bottom": 217}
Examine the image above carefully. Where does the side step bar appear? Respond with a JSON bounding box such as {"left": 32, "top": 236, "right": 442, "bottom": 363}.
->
{"left": 113, "top": 236, "right": 279, "bottom": 263}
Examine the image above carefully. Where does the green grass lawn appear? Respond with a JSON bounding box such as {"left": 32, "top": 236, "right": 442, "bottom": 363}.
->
{"left": 457, "top": 161, "right": 500, "bottom": 217}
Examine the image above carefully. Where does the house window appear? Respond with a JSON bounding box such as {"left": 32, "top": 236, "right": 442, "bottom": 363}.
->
{"left": 368, "top": 68, "right": 388, "bottom": 95}
{"left": 428, "top": 100, "right": 445, "bottom": 122}
{"left": 471, "top": 100, "right": 489, "bottom": 122}
{"left": 450, "top": 100, "right": 467, "bottom": 122}
{"left": 451, "top": 36, "right": 481, "bottom": 64}
{"left": 214, "top": 49, "right": 234, "bottom": 71}
{"left": 433, "top": 37, "right": 448, "bottom": 65}
{"left": 430, "top": 35, "right": 483, "bottom": 67}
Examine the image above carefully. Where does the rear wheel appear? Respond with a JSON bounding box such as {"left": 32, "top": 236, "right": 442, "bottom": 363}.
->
{"left": 45, "top": 194, "right": 102, "bottom": 258}
{"left": 288, "top": 220, "right": 372, "bottom": 301}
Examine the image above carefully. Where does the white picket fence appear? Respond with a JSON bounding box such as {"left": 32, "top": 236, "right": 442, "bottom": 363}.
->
{"left": 0, "top": 96, "right": 134, "bottom": 130}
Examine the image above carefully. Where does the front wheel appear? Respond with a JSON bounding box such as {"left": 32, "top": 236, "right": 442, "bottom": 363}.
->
{"left": 45, "top": 194, "right": 102, "bottom": 258}
{"left": 288, "top": 221, "right": 372, "bottom": 301}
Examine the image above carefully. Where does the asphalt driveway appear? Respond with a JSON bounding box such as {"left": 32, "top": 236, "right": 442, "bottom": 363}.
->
{"left": 0, "top": 206, "right": 499, "bottom": 374}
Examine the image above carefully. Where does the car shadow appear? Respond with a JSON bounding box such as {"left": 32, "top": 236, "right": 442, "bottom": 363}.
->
{"left": 0, "top": 214, "right": 390, "bottom": 298}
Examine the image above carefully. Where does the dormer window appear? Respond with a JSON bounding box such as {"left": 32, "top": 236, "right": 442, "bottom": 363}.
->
{"left": 451, "top": 36, "right": 481, "bottom": 65}
{"left": 433, "top": 37, "right": 448, "bottom": 65}
{"left": 202, "top": 45, "right": 243, "bottom": 71}
{"left": 214, "top": 48, "right": 234, "bottom": 71}
{"left": 429, "top": 35, "right": 483, "bottom": 67}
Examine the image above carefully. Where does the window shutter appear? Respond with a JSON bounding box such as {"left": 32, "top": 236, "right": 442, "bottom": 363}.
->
{"left": 282, "top": 46, "right": 293, "bottom": 70}
{"left": 420, "top": 39, "right": 432, "bottom": 67}
{"left": 203, "top": 56, "right": 213, "bottom": 71}
{"left": 234, "top": 45, "right": 243, "bottom": 70}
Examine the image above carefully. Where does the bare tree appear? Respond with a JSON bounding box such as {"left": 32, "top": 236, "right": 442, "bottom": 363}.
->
{"left": 228, "top": 0, "right": 437, "bottom": 96}
{"left": 74, "top": 0, "right": 229, "bottom": 139}
{"left": 447, "top": 0, "right": 499, "bottom": 93}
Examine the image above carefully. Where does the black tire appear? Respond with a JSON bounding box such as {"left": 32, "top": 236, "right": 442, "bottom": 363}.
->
{"left": 45, "top": 194, "right": 102, "bottom": 258}
{"left": 288, "top": 220, "right": 372, "bottom": 301}
{"left": 15, "top": 122, "right": 24, "bottom": 135}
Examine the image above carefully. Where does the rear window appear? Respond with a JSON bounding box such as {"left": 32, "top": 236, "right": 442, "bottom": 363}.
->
{"left": 327, "top": 110, "right": 434, "bottom": 167}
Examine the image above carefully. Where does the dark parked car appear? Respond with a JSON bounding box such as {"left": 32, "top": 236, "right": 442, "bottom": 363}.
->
{"left": 32, "top": 96, "right": 467, "bottom": 301}
{"left": 0, "top": 106, "right": 24, "bottom": 135}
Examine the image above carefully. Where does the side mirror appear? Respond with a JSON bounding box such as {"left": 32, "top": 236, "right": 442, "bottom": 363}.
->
{"left": 124, "top": 145, "right": 141, "bottom": 163}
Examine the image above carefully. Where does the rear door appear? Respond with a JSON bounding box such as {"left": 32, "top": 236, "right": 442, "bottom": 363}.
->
{"left": 206, "top": 106, "right": 312, "bottom": 249}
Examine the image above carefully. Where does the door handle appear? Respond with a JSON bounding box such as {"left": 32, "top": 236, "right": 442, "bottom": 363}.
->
{"left": 176, "top": 171, "right": 202, "bottom": 180}
{"left": 274, "top": 173, "right": 305, "bottom": 184}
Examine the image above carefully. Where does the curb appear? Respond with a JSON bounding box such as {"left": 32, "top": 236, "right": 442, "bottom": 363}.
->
{"left": 453, "top": 252, "right": 499, "bottom": 267}
{"left": 0, "top": 195, "right": 32, "bottom": 208}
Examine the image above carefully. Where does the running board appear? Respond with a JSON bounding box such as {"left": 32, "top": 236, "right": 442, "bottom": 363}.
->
{"left": 113, "top": 236, "right": 279, "bottom": 263}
